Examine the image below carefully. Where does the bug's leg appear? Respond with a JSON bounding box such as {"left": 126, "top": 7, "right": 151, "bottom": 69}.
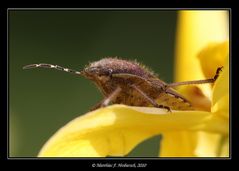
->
{"left": 90, "top": 86, "right": 122, "bottom": 111}
{"left": 213, "top": 66, "right": 223, "bottom": 80}
{"left": 165, "top": 66, "right": 223, "bottom": 89}
{"left": 130, "top": 84, "right": 171, "bottom": 112}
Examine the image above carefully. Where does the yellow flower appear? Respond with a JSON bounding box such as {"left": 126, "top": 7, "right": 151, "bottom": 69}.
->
{"left": 167, "top": 10, "right": 229, "bottom": 157}
{"left": 38, "top": 11, "right": 229, "bottom": 157}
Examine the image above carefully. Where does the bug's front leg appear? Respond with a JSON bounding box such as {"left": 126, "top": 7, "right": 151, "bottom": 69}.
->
{"left": 90, "top": 86, "right": 122, "bottom": 111}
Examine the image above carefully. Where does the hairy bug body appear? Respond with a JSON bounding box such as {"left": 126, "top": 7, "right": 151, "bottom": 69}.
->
{"left": 23, "top": 57, "right": 222, "bottom": 111}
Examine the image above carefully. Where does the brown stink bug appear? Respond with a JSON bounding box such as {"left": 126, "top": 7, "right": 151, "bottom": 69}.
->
{"left": 23, "top": 57, "right": 222, "bottom": 111}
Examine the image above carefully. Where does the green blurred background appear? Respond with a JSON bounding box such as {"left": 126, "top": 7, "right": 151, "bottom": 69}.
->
{"left": 9, "top": 10, "right": 177, "bottom": 157}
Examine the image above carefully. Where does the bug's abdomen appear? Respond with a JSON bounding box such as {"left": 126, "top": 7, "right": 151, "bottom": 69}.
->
{"left": 114, "top": 88, "right": 153, "bottom": 107}
{"left": 103, "top": 77, "right": 193, "bottom": 110}
{"left": 114, "top": 87, "right": 193, "bottom": 110}
{"left": 113, "top": 85, "right": 159, "bottom": 107}
{"left": 155, "top": 91, "right": 193, "bottom": 110}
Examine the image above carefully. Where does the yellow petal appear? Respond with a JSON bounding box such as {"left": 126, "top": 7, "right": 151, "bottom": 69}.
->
{"left": 38, "top": 105, "right": 214, "bottom": 157}
{"left": 210, "top": 52, "right": 229, "bottom": 119}
{"left": 160, "top": 131, "right": 228, "bottom": 157}
{"left": 161, "top": 11, "right": 230, "bottom": 158}
{"left": 212, "top": 57, "right": 229, "bottom": 109}
{"left": 176, "top": 86, "right": 211, "bottom": 111}
{"left": 193, "top": 59, "right": 229, "bottom": 157}
{"left": 198, "top": 41, "right": 229, "bottom": 79}
{"left": 194, "top": 132, "right": 224, "bottom": 157}
{"left": 158, "top": 62, "right": 229, "bottom": 157}
{"left": 174, "top": 11, "right": 229, "bottom": 99}
{"left": 178, "top": 42, "right": 229, "bottom": 113}
{"left": 198, "top": 62, "right": 229, "bottom": 140}
{"left": 160, "top": 131, "right": 198, "bottom": 157}
{"left": 175, "top": 10, "right": 229, "bottom": 82}
{"left": 160, "top": 131, "right": 225, "bottom": 157}
{"left": 219, "top": 135, "right": 229, "bottom": 157}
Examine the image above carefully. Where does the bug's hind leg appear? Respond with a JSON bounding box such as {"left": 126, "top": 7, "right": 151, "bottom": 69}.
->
{"left": 165, "top": 66, "right": 223, "bottom": 89}
{"left": 213, "top": 66, "right": 223, "bottom": 81}
{"left": 130, "top": 84, "right": 171, "bottom": 112}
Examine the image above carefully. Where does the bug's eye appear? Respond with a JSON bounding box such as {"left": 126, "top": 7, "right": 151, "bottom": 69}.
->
{"left": 108, "top": 69, "right": 113, "bottom": 75}
{"left": 85, "top": 67, "right": 99, "bottom": 74}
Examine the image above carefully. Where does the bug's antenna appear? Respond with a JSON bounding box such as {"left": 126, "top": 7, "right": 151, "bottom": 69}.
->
{"left": 23, "top": 63, "right": 82, "bottom": 75}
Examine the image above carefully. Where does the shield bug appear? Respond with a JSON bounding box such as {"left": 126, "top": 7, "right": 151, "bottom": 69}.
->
{"left": 23, "top": 57, "right": 222, "bottom": 111}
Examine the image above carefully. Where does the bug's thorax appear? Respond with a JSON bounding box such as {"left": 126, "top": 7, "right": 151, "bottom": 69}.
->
{"left": 82, "top": 58, "right": 154, "bottom": 94}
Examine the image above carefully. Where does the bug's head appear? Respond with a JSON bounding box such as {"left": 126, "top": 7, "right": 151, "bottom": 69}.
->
{"left": 82, "top": 59, "right": 113, "bottom": 83}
